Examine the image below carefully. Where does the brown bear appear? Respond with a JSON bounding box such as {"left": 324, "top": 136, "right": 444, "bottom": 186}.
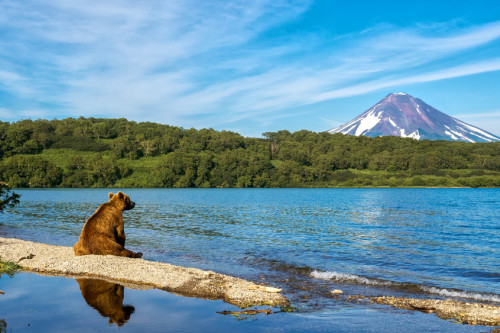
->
{"left": 76, "top": 278, "right": 135, "bottom": 327}
{"left": 74, "top": 191, "right": 142, "bottom": 258}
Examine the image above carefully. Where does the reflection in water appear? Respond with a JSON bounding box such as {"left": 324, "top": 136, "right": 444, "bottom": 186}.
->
{"left": 76, "top": 278, "right": 135, "bottom": 327}
{"left": 4, "top": 188, "right": 500, "bottom": 311}
{"left": 0, "top": 319, "right": 6, "bottom": 333}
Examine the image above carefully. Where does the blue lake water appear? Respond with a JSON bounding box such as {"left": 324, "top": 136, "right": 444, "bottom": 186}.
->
{"left": 1, "top": 188, "right": 499, "bottom": 332}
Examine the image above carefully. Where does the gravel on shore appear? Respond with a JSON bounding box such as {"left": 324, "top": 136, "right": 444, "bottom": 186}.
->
{"left": 368, "top": 296, "right": 500, "bottom": 326}
{"left": 0, "top": 237, "right": 288, "bottom": 308}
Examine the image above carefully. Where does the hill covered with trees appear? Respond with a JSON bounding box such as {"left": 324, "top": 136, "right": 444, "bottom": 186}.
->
{"left": 1, "top": 117, "right": 499, "bottom": 188}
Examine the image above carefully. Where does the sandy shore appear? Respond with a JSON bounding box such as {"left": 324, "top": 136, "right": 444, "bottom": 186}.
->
{"left": 0, "top": 237, "right": 288, "bottom": 308}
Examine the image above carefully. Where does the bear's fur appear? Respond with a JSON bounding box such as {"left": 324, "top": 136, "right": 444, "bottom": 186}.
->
{"left": 74, "top": 191, "right": 142, "bottom": 258}
{"left": 77, "top": 278, "right": 135, "bottom": 327}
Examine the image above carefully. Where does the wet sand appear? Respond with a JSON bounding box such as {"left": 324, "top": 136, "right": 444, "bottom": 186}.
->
{"left": 0, "top": 237, "right": 288, "bottom": 308}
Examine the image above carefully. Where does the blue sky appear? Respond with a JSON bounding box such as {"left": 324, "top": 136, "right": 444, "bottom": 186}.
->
{"left": 1, "top": 0, "right": 500, "bottom": 137}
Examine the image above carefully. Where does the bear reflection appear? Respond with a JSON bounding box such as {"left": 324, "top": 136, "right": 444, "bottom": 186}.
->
{"left": 77, "top": 278, "right": 135, "bottom": 326}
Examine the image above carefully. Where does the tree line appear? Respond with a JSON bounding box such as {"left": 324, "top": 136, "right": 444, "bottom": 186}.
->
{"left": 1, "top": 117, "right": 499, "bottom": 188}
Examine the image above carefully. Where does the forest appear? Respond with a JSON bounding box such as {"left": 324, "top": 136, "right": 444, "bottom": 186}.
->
{"left": 1, "top": 117, "right": 499, "bottom": 188}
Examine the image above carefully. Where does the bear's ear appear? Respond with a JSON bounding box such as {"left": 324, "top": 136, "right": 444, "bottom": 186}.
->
{"left": 108, "top": 193, "right": 114, "bottom": 200}
{"left": 117, "top": 191, "right": 124, "bottom": 199}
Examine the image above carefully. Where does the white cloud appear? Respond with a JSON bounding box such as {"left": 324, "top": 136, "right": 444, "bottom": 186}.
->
{"left": 0, "top": 0, "right": 500, "bottom": 132}
{"left": 161, "top": 20, "right": 500, "bottom": 126}
{"left": 0, "top": 107, "right": 16, "bottom": 119}
{"left": 0, "top": 0, "right": 310, "bottom": 119}
{"left": 310, "top": 58, "right": 500, "bottom": 103}
{"left": 0, "top": 107, "right": 46, "bottom": 120}
{"left": 454, "top": 110, "right": 500, "bottom": 119}
{"left": 452, "top": 110, "right": 500, "bottom": 136}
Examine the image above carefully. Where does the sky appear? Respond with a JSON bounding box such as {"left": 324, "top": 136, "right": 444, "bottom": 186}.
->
{"left": 1, "top": 0, "right": 500, "bottom": 138}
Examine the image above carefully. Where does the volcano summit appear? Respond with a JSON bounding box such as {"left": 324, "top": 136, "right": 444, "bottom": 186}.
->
{"left": 329, "top": 93, "right": 500, "bottom": 142}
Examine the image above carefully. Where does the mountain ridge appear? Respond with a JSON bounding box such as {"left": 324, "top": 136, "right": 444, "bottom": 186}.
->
{"left": 329, "top": 93, "right": 500, "bottom": 142}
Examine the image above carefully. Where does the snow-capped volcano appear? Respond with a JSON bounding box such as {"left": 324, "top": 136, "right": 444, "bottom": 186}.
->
{"left": 329, "top": 93, "right": 500, "bottom": 142}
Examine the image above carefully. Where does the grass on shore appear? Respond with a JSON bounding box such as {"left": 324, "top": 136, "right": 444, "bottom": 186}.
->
{"left": 0, "top": 257, "right": 21, "bottom": 277}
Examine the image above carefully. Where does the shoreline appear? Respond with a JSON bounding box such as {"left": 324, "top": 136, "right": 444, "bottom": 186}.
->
{"left": 2, "top": 236, "right": 500, "bottom": 326}
{"left": 0, "top": 237, "right": 288, "bottom": 308}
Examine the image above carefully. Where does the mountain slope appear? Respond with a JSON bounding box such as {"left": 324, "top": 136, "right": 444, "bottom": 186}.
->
{"left": 329, "top": 93, "right": 500, "bottom": 142}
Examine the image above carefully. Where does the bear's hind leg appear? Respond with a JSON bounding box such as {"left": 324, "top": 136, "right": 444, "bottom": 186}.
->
{"left": 97, "top": 240, "right": 141, "bottom": 258}
{"left": 74, "top": 240, "right": 91, "bottom": 256}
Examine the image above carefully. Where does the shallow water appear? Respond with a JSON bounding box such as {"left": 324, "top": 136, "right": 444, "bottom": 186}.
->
{"left": 1, "top": 188, "right": 499, "bottom": 331}
{"left": 0, "top": 273, "right": 490, "bottom": 332}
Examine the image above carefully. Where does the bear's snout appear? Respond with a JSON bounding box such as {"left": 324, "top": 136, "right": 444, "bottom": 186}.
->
{"left": 127, "top": 201, "right": 135, "bottom": 210}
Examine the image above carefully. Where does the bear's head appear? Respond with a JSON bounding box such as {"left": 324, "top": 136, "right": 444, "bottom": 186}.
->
{"left": 108, "top": 192, "right": 135, "bottom": 211}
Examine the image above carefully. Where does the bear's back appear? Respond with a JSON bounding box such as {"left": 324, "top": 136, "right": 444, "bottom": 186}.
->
{"left": 83, "top": 202, "right": 121, "bottom": 233}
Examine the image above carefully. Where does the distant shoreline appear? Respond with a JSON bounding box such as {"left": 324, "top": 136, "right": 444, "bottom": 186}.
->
{"left": 2, "top": 118, "right": 499, "bottom": 189}
{"left": 10, "top": 186, "right": 500, "bottom": 190}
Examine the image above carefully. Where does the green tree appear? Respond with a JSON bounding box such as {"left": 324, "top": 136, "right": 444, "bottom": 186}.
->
{"left": 0, "top": 182, "right": 20, "bottom": 212}
{"left": 1, "top": 155, "right": 62, "bottom": 187}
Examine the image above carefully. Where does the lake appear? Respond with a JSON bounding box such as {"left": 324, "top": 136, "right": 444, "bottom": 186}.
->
{"left": 1, "top": 188, "right": 499, "bottom": 332}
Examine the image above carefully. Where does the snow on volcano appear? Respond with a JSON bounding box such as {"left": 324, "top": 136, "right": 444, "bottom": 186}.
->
{"left": 329, "top": 93, "right": 500, "bottom": 142}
